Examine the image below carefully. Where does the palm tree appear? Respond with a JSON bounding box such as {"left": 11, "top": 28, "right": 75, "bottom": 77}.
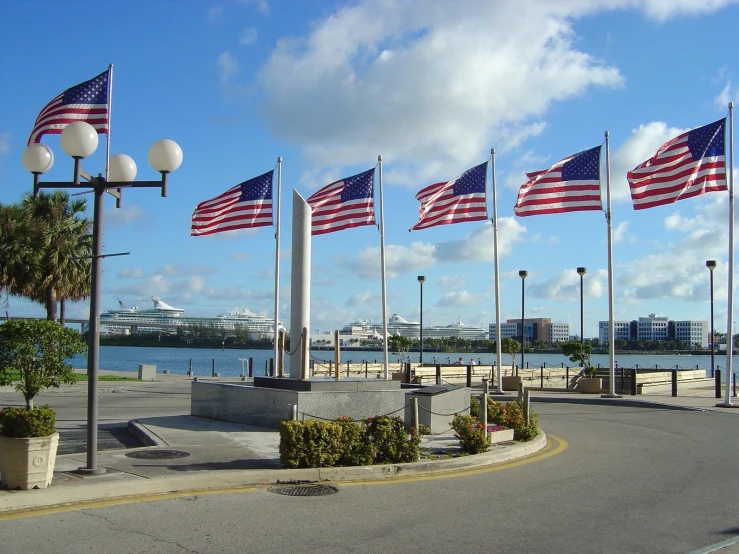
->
{"left": 0, "top": 203, "right": 42, "bottom": 313}
{"left": 5, "top": 192, "right": 92, "bottom": 323}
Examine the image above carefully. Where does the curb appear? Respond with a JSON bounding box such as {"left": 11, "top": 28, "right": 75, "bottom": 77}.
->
{"left": 0, "top": 433, "right": 547, "bottom": 514}
{"left": 492, "top": 394, "right": 710, "bottom": 412}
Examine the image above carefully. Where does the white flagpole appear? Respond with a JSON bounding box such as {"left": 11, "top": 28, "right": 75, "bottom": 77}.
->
{"left": 378, "top": 155, "right": 389, "bottom": 379}
{"left": 604, "top": 131, "right": 618, "bottom": 398}
{"left": 273, "top": 157, "right": 282, "bottom": 374}
{"left": 491, "top": 148, "right": 503, "bottom": 394}
{"left": 722, "top": 103, "right": 735, "bottom": 407}
{"left": 105, "top": 64, "right": 113, "bottom": 179}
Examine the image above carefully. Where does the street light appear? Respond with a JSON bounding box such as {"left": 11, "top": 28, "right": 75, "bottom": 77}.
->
{"left": 519, "top": 270, "right": 528, "bottom": 371}
{"left": 577, "top": 267, "right": 587, "bottom": 363}
{"left": 707, "top": 260, "right": 717, "bottom": 377}
{"left": 418, "top": 275, "right": 425, "bottom": 366}
{"left": 22, "top": 121, "right": 182, "bottom": 474}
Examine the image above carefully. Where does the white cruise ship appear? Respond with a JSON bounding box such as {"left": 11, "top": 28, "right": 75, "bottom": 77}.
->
{"left": 100, "top": 297, "right": 279, "bottom": 338}
{"left": 341, "top": 314, "right": 487, "bottom": 340}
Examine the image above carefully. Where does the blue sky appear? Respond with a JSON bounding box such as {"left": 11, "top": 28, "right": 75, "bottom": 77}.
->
{"left": 1, "top": 0, "right": 738, "bottom": 339}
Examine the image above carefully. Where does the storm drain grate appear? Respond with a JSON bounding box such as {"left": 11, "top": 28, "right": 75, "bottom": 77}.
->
{"left": 270, "top": 484, "right": 339, "bottom": 497}
{"left": 125, "top": 449, "right": 191, "bottom": 460}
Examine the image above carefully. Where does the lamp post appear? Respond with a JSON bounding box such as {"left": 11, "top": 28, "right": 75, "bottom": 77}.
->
{"left": 577, "top": 267, "right": 586, "bottom": 364}
{"left": 519, "top": 270, "right": 528, "bottom": 371}
{"left": 707, "top": 260, "right": 717, "bottom": 377}
{"left": 418, "top": 275, "right": 425, "bottom": 366}
{"left": 22, "top": 121, "right": 182, "bottom": 474}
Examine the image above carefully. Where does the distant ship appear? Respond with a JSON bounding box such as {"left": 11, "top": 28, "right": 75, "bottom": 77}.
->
{"left": 100, "top": 297, "right": 279, "bottom": 337}
{"left": 340, "top": 314, "right": 487, "bottom": 340}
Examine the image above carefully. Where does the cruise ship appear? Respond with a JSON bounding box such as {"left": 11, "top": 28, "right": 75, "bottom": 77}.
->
{"left": 340, "top": 314, "right": 487, "bottom": 340}
{"left": 100, "top": 297, "right": 279, "bottom": 337}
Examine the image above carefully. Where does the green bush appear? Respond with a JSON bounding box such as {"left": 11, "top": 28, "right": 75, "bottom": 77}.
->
{"left": 450, "top": 414, "right": 491, "bottom": 454}
{"left": 336, "top": 417, "right": 376, "bottom": 467}
{"left": 366, "top": 416, "right": 420, "bottom": 464}
{"left": 0, "top": 405, "right": 56, "bottom": 438}
{"left": 487, "top": 398, "right": 539, "bottom": 441}
{"left": 470, "top": 395, "right": 480, "bottom": 418}
{"left": 279, "top": 415, "right": 420, "bottom": 469}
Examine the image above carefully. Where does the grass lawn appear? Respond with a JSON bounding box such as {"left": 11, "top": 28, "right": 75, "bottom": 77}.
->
{"left": 1, "top": 370, "right": 139, "bottom": 383}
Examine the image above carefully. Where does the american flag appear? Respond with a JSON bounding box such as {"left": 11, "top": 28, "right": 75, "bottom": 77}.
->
{"left": 28, "top": 69, "right": 110, "bottom": 145}
{"left": 627, "top": 119, "right": 726, "bottom": 210}
{"left": 307, "top": 168, "right": 375, "bottom": 235}
{"left": 514, "top": 146, "right": 602, "bottom": 217}
{"left": 410, "top": 162, "right": 488, "bottom": 231}
{"left": 191, "top": 170, "right": 274, "bottom": 236}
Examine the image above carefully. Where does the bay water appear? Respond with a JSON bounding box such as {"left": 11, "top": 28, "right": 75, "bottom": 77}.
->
{"left": 70, "top": 346, "right": 720, "bottom": 378}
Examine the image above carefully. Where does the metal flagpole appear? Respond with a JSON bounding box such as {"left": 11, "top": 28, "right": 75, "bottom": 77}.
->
{"left": 603, "top": 131, "right": 619, "bottom": 398}
{"left": 378, "top": 155, "right": 389, "bottom": 379}
{"left": 721, "top": 103, "right": 735, "bottom": 407}
{"left": 273, "top": 157, "right": 282, "bottom": 374}
{"left": 491, "top": 148, "right": 503, "bottom": 394}
{"left": 105, "top": 64, "right": 113, "bottom": 179}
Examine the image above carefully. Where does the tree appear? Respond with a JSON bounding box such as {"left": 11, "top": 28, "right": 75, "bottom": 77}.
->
{"left": 388, "top": 335, "right": 413, "bottom": 367}
{"left": 0, "top": 320, "right": 86, "bottom": 409}
{"left": 614, "top": 339, "right": 628, "bottom": 350}
{"left": 501, "top": 338, "right": 520, "bottom": 376}
{"left": 561, "top": 341, "right": 593, "bottom": 376}
{"left": 1, "top": 192, "right": 92, "bottom": 323}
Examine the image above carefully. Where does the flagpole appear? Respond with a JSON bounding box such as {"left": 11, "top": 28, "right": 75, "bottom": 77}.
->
{"left": 721, "top": 103, "right": 735, "bottom": 407}
{"left": 491, "top": 148, "right": 503, "bottom": 394}
{"left": 603, "top": 131, "right": 619, "bottom": 398}
{"left": 273, "top": 157, "right": 282, "bottom": 374}
{"left": 105, "top": 64, "right": 113, "bottom": 180}
{"left": 378, "top": 155, "right": 389, "bottom": 379}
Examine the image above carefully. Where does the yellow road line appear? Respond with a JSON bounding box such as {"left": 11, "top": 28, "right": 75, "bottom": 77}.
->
{"left": 0, "top": 435, "right": 567, "bottom": 520}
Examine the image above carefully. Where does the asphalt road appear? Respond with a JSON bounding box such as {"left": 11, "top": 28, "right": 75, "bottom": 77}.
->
{"left": 2, "top": 399, "right": 739, "bottom": 553}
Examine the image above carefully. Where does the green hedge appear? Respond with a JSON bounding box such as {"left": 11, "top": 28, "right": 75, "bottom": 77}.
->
{"left": 0, "top": 405, "right": 56, "bottom": 438}
{"left": 279, "top": 416, "right": 419, "bottom": 469}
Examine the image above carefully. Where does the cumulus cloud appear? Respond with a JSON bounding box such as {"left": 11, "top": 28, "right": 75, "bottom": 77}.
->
{"left": 435, "top": 217, "right": 527, "bottom": 262}
{"left": 155, "top": 264, "right": 216, "bottom": 276}
{"left": 207, "top": 6, "right": 223, "bottom": 24}
{"left": 529, "top": 268, "right": 607, "bottom": 301}
{"left": 105, "top": 204, "right": 146, "bottom": 227}
{"left": 238, "top": 0, "right": 268, "bottom": 13}
{"left": 340, "top": 241, "right": 436, "bottom": 279}
{"left": 116, "top": 268, "right": 144, "bottom": 279}
{"left": 256, "top": 0, "right": 624, "bottom": 179}
{"left": 714, "top": 81, "right": 737, "bottom": 110}
{"left": 0, "top": 131, "right": 10, "bottom": 155}
{"left": 205, "top": 285, "right": 274, "bottom": 301}
{"left": 217, "top": 51, "right": 241, "bottom": 86}
{"left": 346, "top": 291, "right": 376, "bottom": 306}
{"left": 240, "top": 27, "right": 258, "bottom": 45}
{"left": 436, "top": 290, "right": 481, "bottom": 308}
{"left": 438, "top": 274, "right": 468, "bottom": 289}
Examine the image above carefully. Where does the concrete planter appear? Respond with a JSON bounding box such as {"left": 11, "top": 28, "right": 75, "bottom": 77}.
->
{"left": 488, "top": 428, "right": 515, "bottom": 444}
{"left": 0, "top": 432, "right": 59, "bottom": 490}
{"left": 577, "top": 378, "right": 603, "bottom": 394}
{"left": 502, "top": 376, "right": 522, "bottom": 391}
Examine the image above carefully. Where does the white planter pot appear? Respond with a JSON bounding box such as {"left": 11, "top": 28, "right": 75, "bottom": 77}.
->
{"left": 0, "top": 432, "right": 59, "bottom": 490}
{"left": 488, "top": 428, "right": 515, "bottom": 444}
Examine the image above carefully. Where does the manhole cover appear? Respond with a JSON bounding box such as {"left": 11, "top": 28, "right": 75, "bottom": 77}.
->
{"left": 270, "top": 484, "right": 339, "bottom": 497}
{"left": 125, "top": 449, "right": 191, "bottom": 460}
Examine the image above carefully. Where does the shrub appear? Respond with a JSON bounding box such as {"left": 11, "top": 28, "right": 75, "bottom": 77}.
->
{"left": 279, "top": 416, "right": 420, "bottom": 469}
{"left": 487, "top": 399, "right": 539, "bottom": 441}
{"left": 0, "top": 405, "right": 56, "bottom": 438}
{"left": 451, "top": 414, "right": 490, "bottom": 454}
{"left": 336, "top": 417, "right": 376, "bottom": 467}
{"left": 366, "top": 416, "right": 420, "bottom": 464}
{"left": 470, "top": 395, "right": 480, "bottom": 418}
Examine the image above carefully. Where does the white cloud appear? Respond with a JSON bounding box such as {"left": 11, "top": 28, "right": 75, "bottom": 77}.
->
{"left": 205, "top": 285, "right": 273, "bottom": 301}
{"left": 217, "top": 51, "right": 241, "bottom": 85}
{"left": 105, "top": 204, "right": 146, "bottom": 227}
{"left": 257, "top": 0, "right": 624, "bottom": 179}
{"left": 529, "top": 268, "right": 607, "bottom": 301}
{"left": 346, "top": 291, "right": 375, "bottom": 306}
{"left": 155, "top": 264, "right": 216, "bottom": 276}
{"left": 0, "top": 131, "right": 10, "bottom": 155}
{"left": 435, "top": 217, "right": 526, "bottom": 262}
{"left": 207, "top": 6, "right": 223, "bottom": 24}
{"left": 341, "top": 241, "right": 436, "bottom": 279}
{"left": 436, "top": 290, "right": 480, "bottom": 308}
{"left": 714, "top": 81, "right": 737, "bottom": 110}
{"left": 438, "top": 274, "right": 468, "bottom": 288}
{"left": 240, "top": 27, "right": 258, "bottom": 45}
{"left": 613, "top": 221, "right": 631, "bottom": 244}
{"left": 231, "top": 252, "right": 250, "bottom": 261}
{"left": 238, "top": 0, "right": 268, "bottom": 13}
{"left": 116, "top": 268, "right": 143, "bottom": 279}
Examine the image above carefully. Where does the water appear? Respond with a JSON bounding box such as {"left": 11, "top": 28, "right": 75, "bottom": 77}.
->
{"left": 69, "top": 346, "right": 720, "bottom": 378}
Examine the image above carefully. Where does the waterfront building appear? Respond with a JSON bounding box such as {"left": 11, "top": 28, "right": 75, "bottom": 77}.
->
{"left": 598, "top": 314, "right": 708, "bottom": 348}
{"left": 489, "top": 318, "right": 570, "bottom": 345}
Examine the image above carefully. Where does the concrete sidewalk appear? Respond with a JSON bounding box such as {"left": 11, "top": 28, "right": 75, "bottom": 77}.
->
{"left": 1, "top": 383, "right": 737, "bottom": 515}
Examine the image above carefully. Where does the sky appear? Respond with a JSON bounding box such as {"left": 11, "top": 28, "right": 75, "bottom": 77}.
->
{"left": 1, "top": 0, "right": 738, "bottom": 340}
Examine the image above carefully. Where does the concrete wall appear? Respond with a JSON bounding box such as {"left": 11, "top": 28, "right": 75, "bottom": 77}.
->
{"left": 405, "top": 386, "right": 470, "bottom": 433}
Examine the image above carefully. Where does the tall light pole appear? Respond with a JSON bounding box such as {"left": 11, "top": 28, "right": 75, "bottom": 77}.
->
{"left": 707, "top": 260, "right": 717, "bottom": 377}
{"left": 22, "top": 121, "right": 182, "bottom": 474}
{"left": 418, "top": 275, "right": 425, "bottom": 365}
{"left": 519, "top": 270, "right": 528, "bottom": 371}
{"left": 577, "top": 267, "right": 586, "bottom": 364}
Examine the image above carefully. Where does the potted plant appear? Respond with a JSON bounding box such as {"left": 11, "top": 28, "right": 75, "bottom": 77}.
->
{"left": 0, "top": 319, "right": 86, "bottom": 490}
{"left": 561, "top": 340, "right": 600, "bottom": 393}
